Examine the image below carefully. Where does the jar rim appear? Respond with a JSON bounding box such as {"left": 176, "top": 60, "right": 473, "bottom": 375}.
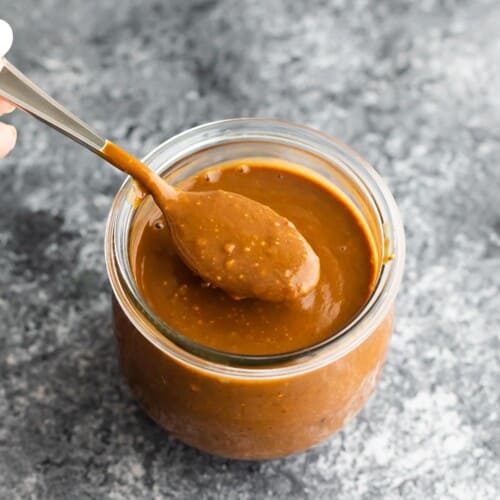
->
{"left": 105, "top": 118, "right": 405, "bottom": 378}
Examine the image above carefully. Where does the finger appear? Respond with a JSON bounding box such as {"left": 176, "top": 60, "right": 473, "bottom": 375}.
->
{"left": 0, "top": 121, "right": 16, "bottom": 158}
{"left": 0, "top": 20, "right": 13, "bottom": 58}
{"left": 0, "top": 98, "right": 15, "bottom": 115}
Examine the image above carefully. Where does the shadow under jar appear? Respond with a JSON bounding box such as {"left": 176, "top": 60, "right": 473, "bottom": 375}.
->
{"left": 105, "top": 119, "right": 405, "bottom": 460}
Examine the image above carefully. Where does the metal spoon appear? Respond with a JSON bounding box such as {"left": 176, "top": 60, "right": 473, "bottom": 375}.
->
{"left": 0, "top": 21, "right": 320, "bottom": 301}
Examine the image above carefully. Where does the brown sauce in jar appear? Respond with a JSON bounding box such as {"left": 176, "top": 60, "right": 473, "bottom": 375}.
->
{"left": 129, "top": 158, "right": 378, "bottom": 355}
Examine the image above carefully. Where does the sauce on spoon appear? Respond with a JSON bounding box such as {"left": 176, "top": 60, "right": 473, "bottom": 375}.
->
{"left": 100, "top": 141, "right": 320, "bottom": 301}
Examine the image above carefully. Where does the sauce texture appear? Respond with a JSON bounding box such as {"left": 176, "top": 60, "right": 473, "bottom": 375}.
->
{"left": 165, "top": 189, "right": 320, "bottom": 301}
{"left": 130, "top": 158, "right": 377, "bottom": 355}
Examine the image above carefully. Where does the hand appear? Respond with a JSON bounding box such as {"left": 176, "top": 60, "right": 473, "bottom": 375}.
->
{"left": 0, "top": 97, "right": 16, "bottom": 158}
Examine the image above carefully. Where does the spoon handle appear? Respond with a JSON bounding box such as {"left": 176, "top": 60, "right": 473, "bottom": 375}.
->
{"left": 0, "top": 20, "right": 176, "bottom": 203}
{"left": 0, "top": 56, "right": 178, "bottom": 203}
{"left": 0, "top": 58, "right": 105, "bottom": 152}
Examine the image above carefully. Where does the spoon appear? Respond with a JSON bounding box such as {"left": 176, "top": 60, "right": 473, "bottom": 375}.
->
{"left": 0, "top": 20, "right": 320, "bottom": 302}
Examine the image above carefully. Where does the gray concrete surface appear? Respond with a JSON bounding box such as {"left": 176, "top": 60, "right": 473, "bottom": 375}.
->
{"left": 0, "top": 0, "right": 499, "bottom": 498}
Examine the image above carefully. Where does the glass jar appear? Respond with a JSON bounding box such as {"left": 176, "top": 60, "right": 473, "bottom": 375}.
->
{"left": 105, "top": 119, "right": 405, "bottom": 460}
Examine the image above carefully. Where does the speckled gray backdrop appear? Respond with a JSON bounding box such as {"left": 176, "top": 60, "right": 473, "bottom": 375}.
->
{"left": 0, "top": 0, "right": 499, "bottom": 499}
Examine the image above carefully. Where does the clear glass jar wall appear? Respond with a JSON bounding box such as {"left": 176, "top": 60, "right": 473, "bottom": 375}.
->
{"left": 105, "top": 119, "right": 405, "bottom": 459}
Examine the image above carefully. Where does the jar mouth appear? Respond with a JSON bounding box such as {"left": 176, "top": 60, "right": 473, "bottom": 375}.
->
{"left": 105, "top": 118, "right": 405, "bottom": 376}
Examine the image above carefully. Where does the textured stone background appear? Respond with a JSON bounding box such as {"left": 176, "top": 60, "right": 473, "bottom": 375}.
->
{"left": 0, "top": 0, "right": 499, "bottom": 498}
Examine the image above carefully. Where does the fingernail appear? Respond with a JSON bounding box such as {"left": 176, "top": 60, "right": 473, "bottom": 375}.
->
{"left": 6, "top": 124, "right": 17, "bottom": 145}
{"left": 0, "top": 101, "right": 16, "bottom": 115}
{"left": 0, "top": 123, "right": 17, "bottom": 158}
